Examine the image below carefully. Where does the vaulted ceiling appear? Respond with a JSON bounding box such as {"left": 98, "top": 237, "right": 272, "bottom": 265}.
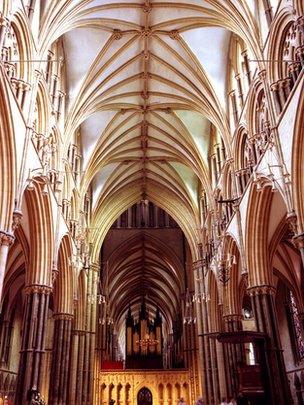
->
{"left": 36, "top": 0, "right": 263, "bottom": 353}
{"left": 39, "top": 0, "right": 262, "bottom": 254}
{"left": 101, "top": 226, "right": 187, "bottom": 347}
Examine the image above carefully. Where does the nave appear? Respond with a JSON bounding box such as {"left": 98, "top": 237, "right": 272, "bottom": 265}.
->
{"left": 0, "top": 0, "right": 304, "bottom": 404}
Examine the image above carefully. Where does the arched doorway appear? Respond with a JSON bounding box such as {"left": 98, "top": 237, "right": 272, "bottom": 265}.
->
{"left": 137, "top": 387, "right": 153, "bottom": 405}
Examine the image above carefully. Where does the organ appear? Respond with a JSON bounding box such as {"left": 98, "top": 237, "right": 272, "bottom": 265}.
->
{"left": 125, "top": 298, "right": 163, "bottom": 369}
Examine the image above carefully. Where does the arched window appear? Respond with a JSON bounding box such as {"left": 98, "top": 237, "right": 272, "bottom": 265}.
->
{"left": 208, "top": 126, "right": 225, "bottom": 187}
{"left": 227, "top": 35, "right": 252, "bottom": 131}
{"left": 1, "top": 21, "right": 30, "bottom": 109}
{"left": 44, "top": 38, "right": 66, "bottom": 125}
{"left": 253, "top": 89, "right": 270, "bottom": 155}
{"left": 287, "top": 291, "right": 304, "bottom": 363}
{"left": 270, "top": 19, "right": 304, "bottom": 113}
{"left": 68, "top": 128, "right": 82, "bottom": 185}
{"left": 235, "top": 129, "right": 257, "bottom": 195}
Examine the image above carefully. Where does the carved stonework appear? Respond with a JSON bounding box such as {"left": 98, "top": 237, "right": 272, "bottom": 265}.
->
{"left": 286, "top": 210, "right": 298, "bottom": 235}
{"left": 0, "top": 231, "right": 15, "bottom": 246}
{"left": 141, "top": 27, "right": 151, "bottom": 37}
{"left": 24, "top": 284, "right": 52, "bottom": 295}
{"left": 223, "top": 313, "right": 243, "bottom": 322}
{"left": 12, "top": 209, "right": 23, "bottom": 231}
{"left": 73, "top": 329, "right": 86, "bottom": 336}
{"left": 247, "top": 285, "right": 276, "bottom": 296}
{"left": 96, "top": 369, "right": 192, "bottom": 404}
{"left": 53, "top": 313, "right": 74, "bottom": 321}
{"left": 51, "top": 264, "right": 59, "bottom": 287}
{"left": 113, "top": 29, "right": 122, "bottom": 40}
{"left": 142, "top": 0, "right": 152, "bottom": 13}
{"left": 292, "top": 233, "right": 304, "bottom": 250}
{"left": 169, "top": 30, "right": 179, "bottom": 40}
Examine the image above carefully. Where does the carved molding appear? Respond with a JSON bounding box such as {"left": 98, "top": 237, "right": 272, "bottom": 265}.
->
{"left": 247, "top": 285, "right": 276, "bottom": 296}
{"left": 0, "top": 231, "right": 15, "bottom": 247}
{"left": 53, "top": 313, "right": 74, "bottom": 321}
{"left": 12, "top": 209, "right": 23, "bottom": 231}
{"left": 292, "top": 232, "right": 304, "bottom": 250}
{"left": 113, "top": 29, "right": 123, "bottom": 40}
{"left": 24, "top": 284, "right": 52, "bottom": 295}
{"left": 223, "top": 314, "right": 243, "bottom": 322}
{"left": 51, "top": 264, "right": 59, "bottom": 287}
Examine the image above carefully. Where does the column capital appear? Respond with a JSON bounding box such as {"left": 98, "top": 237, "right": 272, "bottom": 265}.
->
{"left": 73, "top": 329, "right": 87, "bottom": 336}
{"left": 247, "top": 284, "right": 276, "bottom": 296}
{"left": 12, "top": 209, "right": 23, "bottom": 231}
{"left": 0, "top": 14, "right": 10, "bottom": 27}
{"left": 223, "top": 313, "right": 243, "bottom": 322}
{"left": 258, "top": 69, "right": 267, "bottom": 81}
{"left": 51, "top": 263, "right": 59, "bottom": 287}
{"left": 53, "top": 313, "right": 74, "bottom": 321}
{"left": 24, "top": 284, "right": 52, "bottom": 295}
{"left": 292, "top": 232, "right": 304, "bottom": 250}
{"left": 270, "top": 81, "right": 280, "bottom": 91}
{"left": 0, "top": 231, "right": 15, "bottom": 246}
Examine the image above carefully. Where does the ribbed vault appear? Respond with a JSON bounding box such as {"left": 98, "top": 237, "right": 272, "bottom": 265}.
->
{"left": 37, "top": 0, "right": 263, "bottom": 259}
{"left": 101, "top": 225, "right": 187, "bottom": 352}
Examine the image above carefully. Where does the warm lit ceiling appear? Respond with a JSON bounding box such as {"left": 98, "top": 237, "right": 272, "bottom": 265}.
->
{"left": 39, "top": 0, "right": 262, "bottom": 256}
{"left": 37, "top": 0, "right": 263, "bottom": 351}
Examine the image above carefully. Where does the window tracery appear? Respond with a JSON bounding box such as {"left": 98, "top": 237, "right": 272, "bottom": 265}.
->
{"left": 1, "top": 21, "right": 29, "bottom": 108}
{"left": 236, "top": 130, "right": 257, "bottom": 195}
{"left": 43, "top": 40, "right": 66, "bottom": 124}
{"left": 287, "top": 291, "right": 304, "bottom": 363}
{"left": 228, "top": 36, "right": 251, "bottom": 131}
{"left": 271, "top": 18, "right": 304, "bottom": 113}
{"left": 253, "top": 89, "right": 271, "bottom": 155}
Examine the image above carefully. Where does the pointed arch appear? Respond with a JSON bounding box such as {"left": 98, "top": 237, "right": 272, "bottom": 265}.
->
{"left": 0, "top": 69, "right": 16, "bottom": 231}
{"left": 245, "top": 182, "right": 274, "bottom": 287}
{"left": 292, "top": 79, "right": 304, "bottom": 232}
{"left": 54, "top": 234, "right": 74, "bottom": 314}
{"left": 23, "top": 180, "right": 54, "bottom": 286}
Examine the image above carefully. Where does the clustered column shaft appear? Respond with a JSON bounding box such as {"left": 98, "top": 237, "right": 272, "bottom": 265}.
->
{"left": 15, "top": 284, "right": 52, "bottom": 404}
{"left": 248, "top": 285, "right": 292, "bottom": 405}
{"left": 48, "top": 313, "right": 73, "bottom": 404}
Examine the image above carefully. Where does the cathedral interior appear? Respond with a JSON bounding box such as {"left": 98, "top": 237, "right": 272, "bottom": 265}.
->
{"left": 0, "top": 0, "right": 304, "bottom": 404}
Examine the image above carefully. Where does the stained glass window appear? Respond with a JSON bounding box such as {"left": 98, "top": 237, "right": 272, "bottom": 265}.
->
{"left": 289, "top": 292, "right": 304, "bottom": 361}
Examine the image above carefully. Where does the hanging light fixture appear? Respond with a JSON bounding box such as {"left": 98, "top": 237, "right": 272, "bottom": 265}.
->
{"left": 183, "top": 288, "right": 196, "bottom": 324}
{"left": 136, "top": 332, "right": 159, "bottom": 348}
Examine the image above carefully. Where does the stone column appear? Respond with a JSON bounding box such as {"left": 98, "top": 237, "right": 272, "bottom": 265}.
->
{"left": 73, "top": 262, "right": 99, "bottom": 404}
{"left": 88, "top": 264, "right": 98, "bottom": 403}
{"left": 68, "top": 328, "right": 79, "bottom": 403}
{"left": 222, "top": 314, "right": 244, "bottom": 397}
{"left": 15, "top": 284, "right": 52, "bottom": 404}
{"left": 193, "top": 259, "right": 218, "bottom": 404}
{"left": 48, "top": 313, "right": 73, "bottom": 405}
{"left": 74, "top": 329, "right": 86, "bottom": 404}
{"left": 0, "top": 231, "right": 14, "bottom": 302}
{"left": 229, "top": 90, "right": 239, "bottom": 127}
{"left": 248, "top": 285, "right": 292, "bottom": 405}
{"left": 262, "top": 0, "right": 273, "bottom": 26}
